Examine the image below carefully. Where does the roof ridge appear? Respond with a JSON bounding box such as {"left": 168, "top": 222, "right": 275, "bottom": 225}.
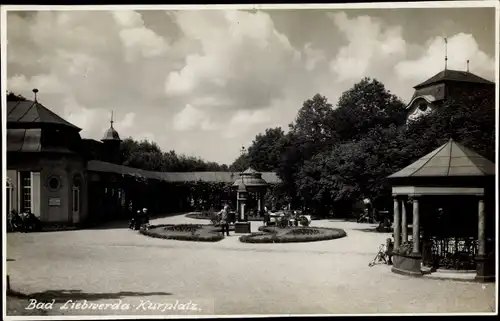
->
{"left": 453, "top": 142, "right": 492, "bottom": 175}
{"left": 37, "top": 103, "right": 80, "bottom": 129}
{"left": 409, "top": 141, "right": 450, "bottom": 177}
{"left": 446, "top": 140, "right": 453, "bottom": 176}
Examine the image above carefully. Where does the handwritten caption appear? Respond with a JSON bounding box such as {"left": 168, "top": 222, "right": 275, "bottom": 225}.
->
{"left": 26, "top": 299, "right": 202, "bottom": 313}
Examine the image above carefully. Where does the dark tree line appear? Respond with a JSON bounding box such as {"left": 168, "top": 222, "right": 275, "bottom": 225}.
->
{"left": 120, "top": 138, "right": 229, "bottom": 172}
{"left": 229, "top": 78, "right": 495, "bottom": 217}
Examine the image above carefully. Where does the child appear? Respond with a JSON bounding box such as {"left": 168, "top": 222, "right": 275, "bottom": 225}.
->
{"left": 385, "top": 238, "right": 394, "bottom": 265}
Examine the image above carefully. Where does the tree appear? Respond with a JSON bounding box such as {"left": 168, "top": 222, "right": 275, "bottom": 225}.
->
{"left": 120, "top": 137, "right": 228, "bottom": 172}
{"left": 247, "top": 127, "right": 286, "bottom": 171}
{"left": 330, "top": 78, "right": 406, "bottom": 142}
{"left": 7, "top": 92, "right": 28, "bottom": 101}
{"left": 274, "top": 94, "right": 337, "bottom": 206}
{"left": 229, "top": 154, "right": 250, "bottom": 172}
{"left": 404, "top": 87, "right": 495, "bottom": 162}
{"left": 289, "top": 93, "right": 335, "bottom": 142}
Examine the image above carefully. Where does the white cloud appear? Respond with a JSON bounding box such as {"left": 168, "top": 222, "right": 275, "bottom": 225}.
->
{"left": 116, "top": 112, "right": 136, "bottom": 130}
{"left": 62, "top": 96, "right": 100, "bottom": 135}
{"left": 223, "top": 109, "right": 272, "bottom": 138}
{"left": 112, "top": 11, "right": 170, "bottom": 62}
{"left": 395, "top": 33, "right": 495, "bottom": 83}
{"left": 111, "top": 10, "right": 144, "bottom": 28}
{"left": 8, "top": 74, "right": 68, "bottom": 95}
{"left": 172, "top": 104, "right": 217, "bottom": 131}
{"left": 303, "top": 43, "right": 326, "bottom": 71}
{"left": 328, "top": 12, "right": 407, "bottom": 82}
{"left": 164, "top": 10, "right": 303, "bottom": 110}
{"left": 6, "top": 9, "right": 496, "bottom": 164}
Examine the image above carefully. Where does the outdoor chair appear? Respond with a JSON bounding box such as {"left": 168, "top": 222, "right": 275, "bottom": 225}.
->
{"left": 368, "top": 238, "right": 393, "bottom": 267}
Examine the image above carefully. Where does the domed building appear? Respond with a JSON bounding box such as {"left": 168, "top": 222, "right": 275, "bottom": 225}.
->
{"left": 6, "top": 91, "right": 280, "bottom": 226}
{"left": 6, "top": 91, "right": 88, "bottom": 224}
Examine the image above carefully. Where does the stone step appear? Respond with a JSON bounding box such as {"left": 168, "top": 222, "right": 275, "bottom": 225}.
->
{"left": 422, "top": 271, "right": 476, "bottom": 282}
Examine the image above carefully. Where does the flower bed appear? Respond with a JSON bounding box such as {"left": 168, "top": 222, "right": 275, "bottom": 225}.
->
{"left": 185, "top": 212, "right": 263, "bottom": 221}
{"left": 165, "top": 224, "right": 203, "bottom": 232}
{"left": 140, "top": 224, "right": 234, "bottom": 242}
{"left": 240, "top": 226, "right": 346, "bottom": 243}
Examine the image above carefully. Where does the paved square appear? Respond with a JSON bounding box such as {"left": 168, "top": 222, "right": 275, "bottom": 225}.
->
{"left": 6, "top": 214, "right": 496, "bottom": 316}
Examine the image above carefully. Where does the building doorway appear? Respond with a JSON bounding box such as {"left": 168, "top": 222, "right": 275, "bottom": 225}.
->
{"left": 72, "top": 178, "right": 81, "bottom": 224}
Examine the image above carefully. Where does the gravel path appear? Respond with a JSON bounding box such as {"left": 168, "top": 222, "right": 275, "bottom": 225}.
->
{"left": 6, "top": 214, "right": 496, "bottom": 316}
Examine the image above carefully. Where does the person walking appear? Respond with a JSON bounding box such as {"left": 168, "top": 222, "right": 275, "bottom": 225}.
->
{"left": 220, "top": 204, "right": 230, "bottom": 237}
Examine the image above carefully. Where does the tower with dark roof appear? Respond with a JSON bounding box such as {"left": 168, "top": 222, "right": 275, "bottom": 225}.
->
{"left": 405, "top": 38, "right": 494, "bottom": 122}
{"left": 405, "top": 69, "right": 495, "bottom": 122}
{"left": 101, "top": 111, "right": 122, "bottom": 164}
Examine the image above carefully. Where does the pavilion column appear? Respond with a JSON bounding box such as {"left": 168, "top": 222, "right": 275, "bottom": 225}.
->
{"left": 477, "top": 198, "right": 486, "bottom": 256}
{"left": 401, "top": 198, "right": 408, "bottom": 243}
{"left": 236, "top": 195, "right": 239, "bottom": 218}
{"left": 393, "top": 196, "right": 401, "bottom": 250}
{"left": 475, "top": 196, "right": 494, "bottom": 282}
{"left": 412, "top": 196, "right": 420, "bottom": 254}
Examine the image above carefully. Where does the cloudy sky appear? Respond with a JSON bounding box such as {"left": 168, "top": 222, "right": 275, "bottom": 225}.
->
{"left": 5, "top": 6, "right": 496, "bottom": 165}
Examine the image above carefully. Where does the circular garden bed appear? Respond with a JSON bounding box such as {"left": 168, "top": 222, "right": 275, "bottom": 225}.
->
{"left": 185, "top": 212, "right": 263, "bottom": 222}
{"left": 140, "top": 224, "right": 235, "bottom": 242}
{"left": 239, "top": 226, "right": 347, "bottom": 243}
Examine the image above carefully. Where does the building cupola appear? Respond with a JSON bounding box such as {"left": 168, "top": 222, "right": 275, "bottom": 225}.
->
{"left": 102, "top": 111, "right": 121, "bottom": 142}
{"left": 101, "top": 111, "right": 122, "bottom": 164}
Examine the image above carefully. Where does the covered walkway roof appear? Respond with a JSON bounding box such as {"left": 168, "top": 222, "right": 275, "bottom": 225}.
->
{"left": 87, "top": 160, "right": 281, "bottom": 184}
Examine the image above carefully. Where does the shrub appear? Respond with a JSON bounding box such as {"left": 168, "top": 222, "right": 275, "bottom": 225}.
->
{"left": 288, "top": 228, "right": 320, "bottom": 236}
{"left": 141, "top": 224, "right": 225, "bottom": 242}
{"left": 165, "top": 224, "right": 202, "bottom": 232}
{"left": 395, "top": 241, "right": 413, "bottom": 255}
{"left": 240, "top": 227, "right": 346, "bottom": 243}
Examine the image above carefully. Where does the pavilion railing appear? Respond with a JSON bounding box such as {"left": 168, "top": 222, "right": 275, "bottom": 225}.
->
{"left": 423, "top": 236, "right": 477, "bottom": 270}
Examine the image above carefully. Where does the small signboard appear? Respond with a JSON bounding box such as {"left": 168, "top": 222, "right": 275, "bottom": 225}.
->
{"left": 49, "top": 198, "right": 61, "bottom": 206}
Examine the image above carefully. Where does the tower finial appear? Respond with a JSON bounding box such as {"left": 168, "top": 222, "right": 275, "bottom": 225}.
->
{"left": 32, "top": 88, "right": 39, "bottom": 102}
{"left": 444, "top": 37, "right": 448, "bottom": 70}
{"left": 110, "top": 111, "right": 114, "bottom": 127}
{"left": 467, "top": 60, "right": 470, "bottom": 72}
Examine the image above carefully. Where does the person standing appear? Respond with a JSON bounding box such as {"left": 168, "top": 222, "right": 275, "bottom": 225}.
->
{"left": 220, "top": 204, "right": 230, "bottom": 236}
{"left": 142, "top": 208, "right": 150, "bottom": 228}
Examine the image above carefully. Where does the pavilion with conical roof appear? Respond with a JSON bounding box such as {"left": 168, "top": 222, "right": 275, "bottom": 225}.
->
{"left": 388, "top": 139, "right": 495, "bottom": 282}
{"left": 232, "top": 167, "right": 269, "bottom": 233}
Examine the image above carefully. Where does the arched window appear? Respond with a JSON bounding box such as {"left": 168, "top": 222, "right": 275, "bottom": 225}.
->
{"left": 418, "top": 103, "right": 428, "bottom": 112}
